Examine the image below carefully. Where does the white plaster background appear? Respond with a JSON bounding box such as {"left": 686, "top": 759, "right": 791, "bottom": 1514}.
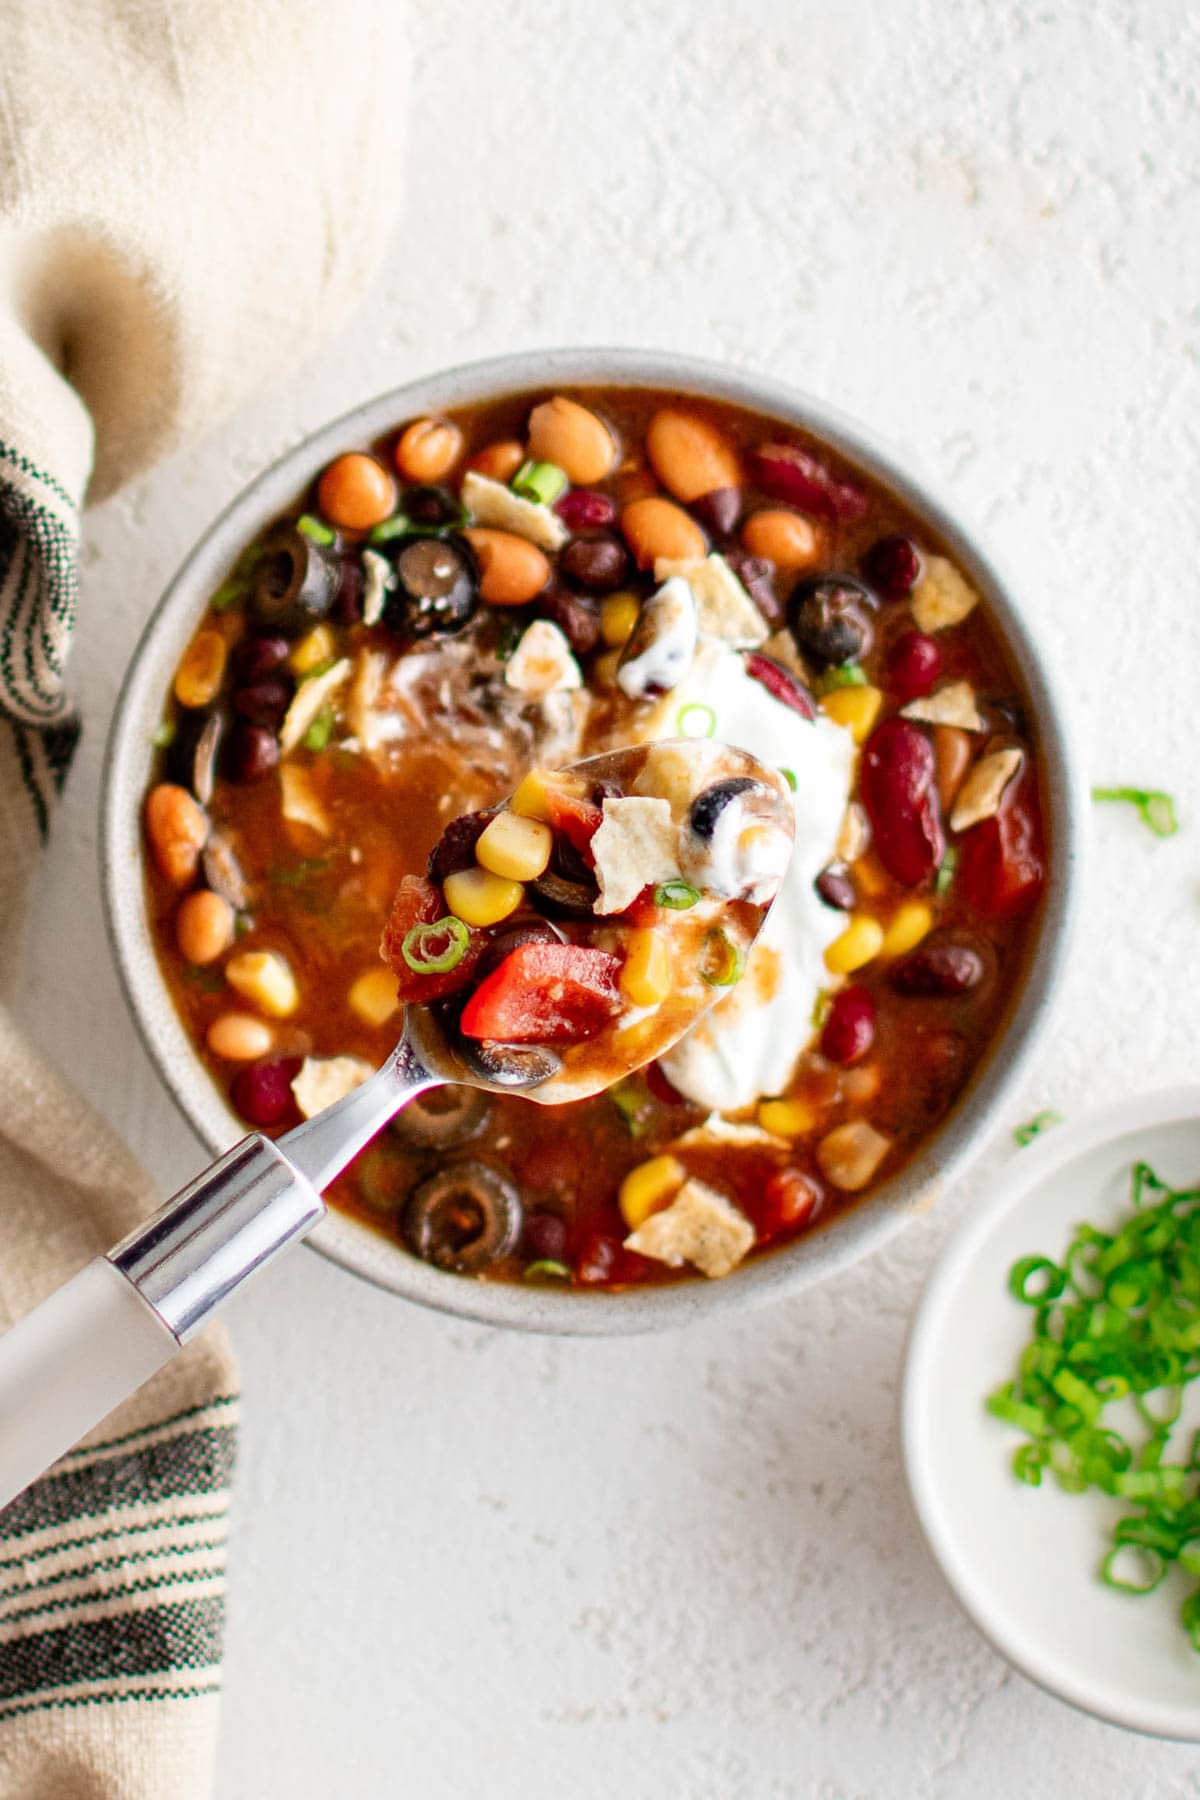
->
{"left": 11, "top": 0, "right": 1200, "bottom": 1793}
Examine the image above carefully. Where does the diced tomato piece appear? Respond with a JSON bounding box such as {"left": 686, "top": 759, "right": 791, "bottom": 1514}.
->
{"left": 957, "top": 771, "right": 1045, "bottom": 917}
{"left": 757, "top": 1168, "right": 822, "bottom": 1242}
{"left": 542, "top": 787, "right": 604, "bottom": 859}
{"left": 459, "top": 942, "right": 623, "bottom": 1044}
{"left": 381, "top": 874, "right": 483, "bottom": 1003}
{"left": 575, "top": 1232, "right": 621, "bottom": 1286}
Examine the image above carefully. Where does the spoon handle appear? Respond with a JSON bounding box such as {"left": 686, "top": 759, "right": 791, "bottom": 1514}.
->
{"left": 0, "top": 1034, "right": 441, "bottom": 1512}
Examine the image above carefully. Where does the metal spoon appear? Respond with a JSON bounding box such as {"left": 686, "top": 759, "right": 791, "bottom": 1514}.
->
{"left": 0, "top": 742, "right": 793, "bottom": 1509}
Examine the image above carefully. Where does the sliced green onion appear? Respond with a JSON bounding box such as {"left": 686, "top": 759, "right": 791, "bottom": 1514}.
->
{"left": 1012, "top": 1442, "right": 1048, "bottom": 1485}
{"left": 811, "top": 988, "right": 832, "bottom": 1029}
{"left": 234, "top": 913, "right": 253, "bottom": 938}
{"left": 1091, "top": 786, "right": 1179, "bottom": 839}
{"left": 302, "top": 708, "right": 335, "bottom": 752}
{"left": 1008, "top": 1256, "right": 1066, "bottom": 1304}
{"left": 608, "top": 1079, "right": 651, "bottom": 1139}
{"left": 367, "top": 514, "right": 411, "bottom": 546}
{"left": 234, "top": 543, "right": 270, "bottom": 578}
{"left": 1102, "top": 1545, "right": 1167, "bottom": 1594}
{"left": 270, "top": 856, "right": 332, "bottom": 888}
{"left": 653, "top": 879, "right": 700, "bottom": 910}
{"left": 511, "top": 460, "right": 568, "bottom": 506}
{"left": 297, "top": 513, "right": 337, "bottom": 547}
{"left": 700, "top": 929, "right": 745, "bottom": 988}
{"left": 401, "top": 915, "right": 470, "bottom": 975}
{"left": 299, "top": 656, "right": 338, "bottom": 685}
{"left": 524, "top": 1259, "right": 571, "bottom": 1283}
{"left": 150, "top": 719, "right": 176, "bottom": 749}
{"left": 935, "top": 845, "right": 958, "bottom": 897}
{"left": 1014, "top": 1110, "right": 1063, "bottom": 1147}
{"left": 210, "top": 578, "right": 248, "bottom": 612}
{"left": 677, "top": 702, "right": 717, "bottom": 740}
{"left": 819, "top": 662, "right": 867, "bottom": 693}
{"left": 779, "top": 766, "right": 797, "bottom": 791}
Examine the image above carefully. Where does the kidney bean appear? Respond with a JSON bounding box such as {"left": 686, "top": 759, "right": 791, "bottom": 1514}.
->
{"left": 537, "top": 588, "right": 601, "bottom": 656}
{"left": 860, "top": 533, "right": 921, "bottom": 600}
{"left": 225, "top": 723, "right": 280, "bottom": 784}
{"left": 891, "top": 934, "right": 986, "bottom": 996}
{"left": 335, "top": 557, "right": 364, "bottom": 624}
{"left": 559, "top": 533, "right": 630, "bottom": 593}
{"left": 744, "top": 651, "right": 817, "bottom": 720}
{"left": 814, "top": 866, "right": 856, "bottom": 911}
{"left": 233, "top": 676, "right": 292, "bottom": 728}
{"left": 759, "top": 1168, "right": 822, "bottom": 1239}
{"left": 231, "top": 1057, "right": 302, "bottom": 1127}
{"left": 645, "top": 408, "right": 741, "bottom": 503}
{"left": 749, "top": 442, "right": 868, "bottom": 523}
{"left": 724, "top": 551, "right": 784, "bottom": 627}
{"left": 554, "top": 488, "right": 616, "bottom": 530}
{"left": 859, "top": 718, "right": 945, "bottom": 886}
{"left": 233, "top": 634, "right": 291, "bottom": 682}
{"left": 690, "top": 486, "right": 742, "bottom": 537}
{"left": 820, "top": 986, "right": 876, "bottom": 1064}
{"left": 428, "top": 809, "right": 496, "bottom": 885}
{"left": 885, "top": 630, "right": 942, "bottom": 702}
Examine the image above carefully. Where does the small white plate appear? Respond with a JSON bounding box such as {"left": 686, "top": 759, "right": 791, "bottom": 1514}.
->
{"left": 902, "top": 1086, "right": 1200, "bottom": 1740}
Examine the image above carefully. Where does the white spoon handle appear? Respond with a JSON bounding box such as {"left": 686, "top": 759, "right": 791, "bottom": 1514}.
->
{"left": 0, "top": 1259, "right": 176, "bottom": 1512}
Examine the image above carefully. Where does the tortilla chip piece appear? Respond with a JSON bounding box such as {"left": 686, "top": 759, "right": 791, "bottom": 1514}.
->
{"left": 901, "top": 680, "right": 985, "bottom": 733}
{"left": 291, "top": 1055, "right": 374, "bottom": 1120}
{"left": 624, "top": 1176, "right": 754, "bottom": 1279}
{"left": 461, "top": 469, "right": 568, "bottom": 552}
{"left": 950, "top": 747, "right": 1024, "bottom": 832}
{"left": 591, "top": 795, "right": 680, "bottom": 915}
{"left": 504, "top": 619, "right": 582, "bottom": 696}
{"left": 279, "top": 657, "right": 351, "bottom": 753}
{"left": 654, "top": 552, "right": 770, "bottom": 648}
{"left": 911, "top": 555, "right": 980, "bottom": 632}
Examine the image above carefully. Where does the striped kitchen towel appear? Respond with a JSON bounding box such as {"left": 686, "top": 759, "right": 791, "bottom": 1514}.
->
{"left": 0, "top": 1, "right": 406, "bottom": 1791}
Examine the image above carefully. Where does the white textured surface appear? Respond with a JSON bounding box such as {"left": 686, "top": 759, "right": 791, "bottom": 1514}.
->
{"left": 11, "top": 0, "right": 1200, "bottom": 1793}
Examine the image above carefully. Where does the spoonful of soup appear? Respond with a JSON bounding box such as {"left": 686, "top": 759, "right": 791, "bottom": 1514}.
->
{"left": 0, "top": 740, "right": 793, "bottom": 1510}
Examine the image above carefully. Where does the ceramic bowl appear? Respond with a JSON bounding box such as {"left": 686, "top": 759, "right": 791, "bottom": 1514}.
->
{"left": 100, "top": 348, "right": 1083, "bottom": 1335}
{"left": 902, "top": 1087, "right": 1200, "bottom": 1739}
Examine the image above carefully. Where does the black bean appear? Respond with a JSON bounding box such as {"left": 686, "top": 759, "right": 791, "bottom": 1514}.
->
{"left": 892, "top": 936, "right": 987, "bottom": 997}
{"left": 224, "top": 723, "right": 279, "bottom": 784}
{"left": 725, "top": 551, "right": 784, "bottom": 628}
{"left": 815, "top": 866, "right": 856, "bottom": 911}
{"left": 538, "top": 588, "right": 600, "bottom": 656}
{"left": 691, "top": 486, "right": 742, "bottom": 537}
{"left": 233, "top": 634, "right": 291, "bottom": 682}
{"left": 232, "top": 677, "right": 293, "bottom": 729}
{"left": 559, "top": 534, "right": 631, "bottom": 594}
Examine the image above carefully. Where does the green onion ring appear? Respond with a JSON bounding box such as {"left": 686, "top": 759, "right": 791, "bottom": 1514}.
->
{"left": 653, "top": 878, "right": 700, "bottom": 910}
{"left": 401, "top": 915, "right": 470, "bottom": 975}
{"left": 676, "top": 702, "right": 717, "bottom": 740}
{"left": 700, "top": 928, "right": 745, "bottom": 988}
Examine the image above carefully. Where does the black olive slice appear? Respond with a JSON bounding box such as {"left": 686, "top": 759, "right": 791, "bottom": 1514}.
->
{"left": 688, "top": 777, "right": 757, "bottom": 841}
{"left": 788, "top": 575, "right": 877, "bottom": 668}
{"left": 191, "top": 710, "right": 226, "bottom": 808}
{"left": 403, "top": 1159, "right": 523, "bottom": 1273}
{"left": 390, "top": 1085, "right": 489, "bottom": 1150}
{"left": 252, "top": 525, "right": 339, "bottom": 632}
{"left": 202, "top": 832, "right": 250, "bottom": 910}
{"left": 456, "top": 1039, "right": 562, "bottom": 1089}
{"left": 529, "top": 870, "right": 597, "bottom": 919}
{"left": 384, "top": 535, "right": 478, "bottom": 640}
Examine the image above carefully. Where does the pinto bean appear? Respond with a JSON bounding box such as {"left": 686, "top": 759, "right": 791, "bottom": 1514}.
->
{"left": 619, "top": 496, "right": 707, "bottom": 569}
{"left": 145, "top": 784, "right": 208, "bottom": 888}
{"left": 175, "top": 889, "right": 234, "bottom": 965}
{"left": 740, "top": 509, "right": 822, "bottom": 571}
{"left": 394, "top": 418, "right": 463, "bottom": 484}
{"left": 467, "top": 439, "right": 525, "bottom": 483}
{"left": 527, "top": 397, "right": 616, "bottom": 485}
{"left": 645, "top": 408, "right": 741, "bottom": 503}
{"left": 461, "top": 528, "right": 550, "bottom": 605}
{"left": 933, "top": 725, "right": 972, "bottom": 810}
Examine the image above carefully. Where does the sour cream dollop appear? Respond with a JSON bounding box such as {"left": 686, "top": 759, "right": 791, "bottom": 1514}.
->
{"left": 635, "top": 641, "right": 856, "bottom": 1111}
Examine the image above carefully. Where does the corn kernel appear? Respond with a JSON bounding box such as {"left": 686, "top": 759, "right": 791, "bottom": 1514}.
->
{"left": 348, "top": 967, "right": 400, "bottom": 1028}
{"left": 757, "top": 1096, "right": 818, "bottom": 1138}
{"left": 476, "top": 811, "right": 553, "bottom": 882}
{"left": 173, "top": 630, "right": 227, "bottom": 709}
{"left": 620, "top": 927, "right": 672, "bottom": 1007}
{"left": 509, "top": 767, "right": 583, "bottom": 822}
{"left": 821, "top": 684, "right": 883, "bottom": 744}
{"left": 225, "top": 949, "right": 299, "bottom": 1017}
{"left": 618, "top": 1154, "right": 685, "bottom": 1230}
{"left": 824, "top": 912, "right": 885, "bottom": 975}
{"left": 880, "top": 900, "right": 933, "bottom": 959}
{"left": 289, "top": 623, "right": 337, "bottom": 676}
{"left": 592, "top": 648, "right": 623, "bottom": 688}
{"left": 600, "top": 590, "right": 641, "bottom": 647}
{"left": 442, "top": 865, "right": 524, "bottom": 928}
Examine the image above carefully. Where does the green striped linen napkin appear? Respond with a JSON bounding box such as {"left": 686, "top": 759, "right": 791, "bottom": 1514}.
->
{"left": 0, "top": 2, "right": 405, "bottom": 1790}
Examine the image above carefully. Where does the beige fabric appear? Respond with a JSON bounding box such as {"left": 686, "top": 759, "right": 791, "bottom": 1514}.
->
{"left": 0, "top": 1, "right": 408, "bottom": 1793}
